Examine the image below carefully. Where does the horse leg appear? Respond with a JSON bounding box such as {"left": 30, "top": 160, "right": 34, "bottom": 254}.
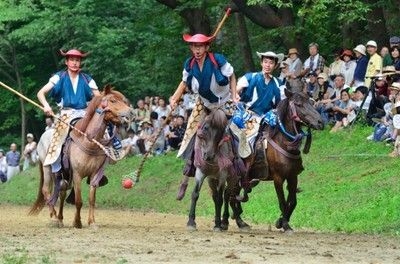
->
{"left": 273, "top": 176, "right": 292, "bottom": 232}
{"left": 88, "top": 184, "right": 97, "bottom": 228}
{"left": 284, "top": 176, "right": 298, "bottom": 228}
{"left": 209, "top": 177, "right": 224, "bottom": 232}
{"left": 72, "top": 177, "right": 83, "bottom": 229}
{"left": 56, "top": 187, "right": 67, "bottom": 228}
{"left": 187, "top": 170, "right": 205, "bottom": 231}
{"left": 221, "top": 188, "right": 230, "bottom": 231}
{"left": 43, "top": 170, "right": 58, "bottom": 220}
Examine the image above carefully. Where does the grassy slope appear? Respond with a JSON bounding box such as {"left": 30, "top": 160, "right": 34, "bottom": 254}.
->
{"left": 1, "top": 125, "right": 399, "bottom": 235}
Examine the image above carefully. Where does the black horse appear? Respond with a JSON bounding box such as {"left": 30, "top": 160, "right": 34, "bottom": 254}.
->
{"left": 187, "top": 108, "right": 249, "bottom": 231}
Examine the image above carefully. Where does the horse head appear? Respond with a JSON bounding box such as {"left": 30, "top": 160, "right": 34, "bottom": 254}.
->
{"left": 100, "top": 84, "right": 134, "bottom": 125}
{"left": 284, "top": 89, "right": 324, "bottom": 130}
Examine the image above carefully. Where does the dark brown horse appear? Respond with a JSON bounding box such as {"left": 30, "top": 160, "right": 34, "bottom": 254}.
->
{"left": 29, "top": 85, "right": 133, "bottom": 228}
{"left": 241, "top": 89, "right": 323, "bottom": 232}
{"left": 187, "top": 108, "right": 249, "bottom": 231}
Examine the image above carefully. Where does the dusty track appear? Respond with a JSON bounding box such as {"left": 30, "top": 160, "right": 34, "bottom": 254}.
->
{"left": 0, "top": 205, "right": 399, "bottom": 263}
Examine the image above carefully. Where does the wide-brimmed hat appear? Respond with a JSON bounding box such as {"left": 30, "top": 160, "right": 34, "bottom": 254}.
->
{"left": 382, "top": 65, "right": 397, "bottom": 76}
{"left": 393, "top": 114, "right": 400, "bottom": 129}
{"left": 287, "top": 48, "right": 299, "bottom": 56}
{"left": 340, "top": 49, "right": 353, "bottom": 58}
{"left": 389, "top": 82, "right": 400, "bottom": 91}
{"left": 26, "top": 133, "right": 34, "bottom": 139}
{"left": 373, "top": 73, "right": 386, "bottom": 81}
{"left": 140, "top": 118, "right": 152, "bottom": 126}
{"left": 256, "top": 51, "right": 284, "bottom": 64}
{"left": 353, "top": 44, "right": 366, "bottom": 56}
{"left": 279, "top": 58, "right": 291, "bottom": 68}
{"left": 60, "top": 49, "right": 88, "bottom": 58}
{"left": 182, "top": 34, "right": 214, "bottom": 44}
{"left": 317, "top": 72, "right": 328, "bottom": 82}
{"left": 366, "top": 40, "right": 377, "bottom": 48}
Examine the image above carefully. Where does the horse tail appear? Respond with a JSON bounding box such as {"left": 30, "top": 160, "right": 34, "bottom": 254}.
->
{"left": 28, "top": 161, "right": 46, "bottom": 215}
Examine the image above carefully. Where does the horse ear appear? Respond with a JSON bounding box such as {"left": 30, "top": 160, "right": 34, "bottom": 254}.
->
{"left": 284, "top": 88, "right": 293, "bottom": 98}
{"left": 103, "top": 84, "right": 113, "bottom": 95}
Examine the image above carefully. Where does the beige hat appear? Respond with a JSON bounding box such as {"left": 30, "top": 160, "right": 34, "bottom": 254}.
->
{"left": 353, "top": 44, "right": 366, "bottom": 56}
{"left": 389, "top": 82, "right": 400, "bottom": 91}
{"left": 256, "top": 51, "right": 284, "bottom": 64}
{"left": 140, "top": 118, "right": 152, "bottom": 126}
{"left": 287, "top": 48, "right": 299, "bottom": 55}
{"left": 366, "top": 40, "right": 377, "bottom": 48}
{"left": 317, "top": 72, "right": 328, "bottom": 82}
{"left": 382, "top": 65, "right": 396, "bottom": 76}
{"left": 26, "top": 133, "right": 34, "bottom": 139}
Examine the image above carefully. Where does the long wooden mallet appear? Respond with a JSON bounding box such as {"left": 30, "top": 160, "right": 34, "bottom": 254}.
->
{"left": 133, "top": 8, "right": 232, "bottom": 183}
{"left": 0, "top": 81, "right": 119, "bottom": 160}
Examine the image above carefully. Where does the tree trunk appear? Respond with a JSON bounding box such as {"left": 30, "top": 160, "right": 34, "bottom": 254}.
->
{"left": 235, "top": 12, "right": 255, "bottom": 72}
{"left": 366, "top": 2, "right": 388, "bottom": 47}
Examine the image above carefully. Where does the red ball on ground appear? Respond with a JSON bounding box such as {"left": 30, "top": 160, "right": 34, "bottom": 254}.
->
{"left": 122, "top": 178, "right": 134, "bottom": 189}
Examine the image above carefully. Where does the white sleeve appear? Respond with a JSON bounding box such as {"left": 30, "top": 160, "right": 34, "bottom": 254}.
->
{"left": 220, "top": 62, "right": 234, "bottom": 77}
{"left": 88, "top": 79, "right": 98, "bottom": 90}
{"left": 49, "top": 74, "right": 60, "bottom": 85}
{"left": 237, "top": 76, "right": 249, "bottom": 90}
{"left": 182, "top": 68, "right": 189, "bottom": 83}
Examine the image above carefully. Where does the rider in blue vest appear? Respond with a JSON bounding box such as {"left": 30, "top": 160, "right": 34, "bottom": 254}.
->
{"left": 169, "top": 33, "right": 238, "bottom": 201}
{"left": 37, "top": 49, "right": 109, "bottom": 189}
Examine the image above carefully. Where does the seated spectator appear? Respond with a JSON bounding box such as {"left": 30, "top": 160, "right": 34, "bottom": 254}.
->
{"left": 352, "top": 86, "right": 369, "bottom": 110}
{"left": 22, "top": 133, "right": 38, "bottom": 171}
{"left": 390, "top": 46, "right": 400, "bottom": 82}
{"left": 136, "top": 119, "right": 154, "bottom": 155}
{"left": 340, "top": 49, "right": 357, "bottom": 86}
{"left": 150, "top": 111, "right": 165, "bottom": 155}
{"left": 305, "top": 71, "right": 318, "bottom": 98}
{"left": 330, "top": 89, "right": 357, "bottom": 132}
{"left": 166, "top": 115, "right": 186, "bottom": 151}
{"left": 182, "top": 86, "right": 197, "bottom": 120}
{"left": 155, "top": 97, "right": 171, "bottom": 121}
{"left": 122, "top": 129, "right": 140, "bottom": 156}
{"left": 314, "top": 73, "right": 333, "bottom": 102}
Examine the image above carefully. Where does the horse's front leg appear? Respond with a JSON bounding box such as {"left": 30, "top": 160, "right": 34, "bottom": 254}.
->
{"left": 209, "top": 176, "right": 224, "bottom": 232}
{"left": 72, "top": 175, "right": 83, "bottom": 229}
{"left": 273, "top": 176, "right": 292, "bottom": 232}
{"left": 88, "top": 184, "right": 97, "bottom": 228}
{"left": 221, "top": 188, "right": 230, "bottom": 231}
{"left": 57, "top": 184, "right": 67, "bottom": 228}
{"left": 187, "top": 169, "right": 206, "bottom": 231}
{"left": 285, "top": 176, "right": 298, "bottom": 225}
{"left": 42, "top": 167, "right": 57, "bottom": 220}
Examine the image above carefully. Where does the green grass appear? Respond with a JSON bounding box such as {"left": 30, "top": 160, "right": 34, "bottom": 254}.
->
{"left": 1, "top": 124, "right": 399, "bottom": 235}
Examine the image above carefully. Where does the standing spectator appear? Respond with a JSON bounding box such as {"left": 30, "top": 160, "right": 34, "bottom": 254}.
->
{"left": 45, "top": 117, "right": 54, "bottom": 130}
{"left": 154, "top": 97, "right": 171, "bottom": 120}
{"left": 340, "top": 49, "right": 357, "bottom": 86}
{"left": 132, "top": 99, "right": 150, "bottom": 133}
{"left": 352, "top": 44, "right": 368, "bottom": 87}
{"left": 0, "top": 149, "right": 7, "bottom": 183}
{"left": 6, "top": 143, "right": 20, "bottom": 181}
{"left": 390, "top": 46, "right": 400, "bottom": 82}
{"left": 389, "top": 36, "right": 400, "bottom": 48}
{"left": 365, "top": 40, "right": 383, "bottom": 88}
{"left": 286, "top": 48, "right": 303, "bottom": 92}
{"left": 22, "top": 133, "right": 38, "bottom": 171}
{"left": 381, "top": 46, "right": 392, "bottom": 67}
{"left": 136, "top": 119, "right": 154, "bottom": 155}
{"left": 278, "top": 59, "right": 291, "bottom": 84}
{"left": 328, "top": 48, "right": 344, "bottom": 82}
{"left": 302, "top": 42, "right": 326, "bottom": 77}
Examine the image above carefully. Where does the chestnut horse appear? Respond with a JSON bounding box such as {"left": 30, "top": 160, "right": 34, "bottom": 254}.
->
{"left": 29, "top": 85, "right": 133, "bottom": 228}
{"left": 187, "top": 108, "right": 249, "bottom": 231}
{"left": 240, "top": 89, "right": 324, "bottom": 232}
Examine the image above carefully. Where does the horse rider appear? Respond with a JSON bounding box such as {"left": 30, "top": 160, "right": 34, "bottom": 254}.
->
{"left": 169, "top": 33, "right": 238, "bottom": 200}
{"left": 232, "top": 51, "right": 284, "bottom": 192}
{"left": 37, "top": 49, "right": 110, "bottom": 188}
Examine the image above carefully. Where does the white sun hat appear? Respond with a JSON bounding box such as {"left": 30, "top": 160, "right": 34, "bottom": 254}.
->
{"left": 256, "top": 51, "right": 284, "bottom": 64}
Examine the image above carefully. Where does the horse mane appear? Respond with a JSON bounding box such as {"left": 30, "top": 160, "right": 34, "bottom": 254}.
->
{"left": 209, "top": 109, "right": 228, "bottom": 130}
{"left": 74, "top": 95, "right": 103, "bottom": 133}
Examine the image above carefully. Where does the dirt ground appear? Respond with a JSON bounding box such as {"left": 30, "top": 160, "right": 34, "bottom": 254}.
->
{"left": 0, "top": 205, "right": 399, "bottom": 264}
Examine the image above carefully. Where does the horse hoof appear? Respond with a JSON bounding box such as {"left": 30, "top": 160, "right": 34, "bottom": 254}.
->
{"left": 73, "top": 222, "right": 83, "bottom": 229}
{"left": 213, "top": 226, "right": 222, "bottom": 232}
{"left": 89, "top": 223, "right": 98, "bottom": 230}
{"left": 186, "top": 225, "right": 197, "bottom": 232}
{"left": 221, "top": 222, "right": 229, "bottom": 231}
{"left": 275, "top": 218, "right": 283, "bottom": 229}
{"left": 238, "top": 223, "right": 251, "bottom": 231}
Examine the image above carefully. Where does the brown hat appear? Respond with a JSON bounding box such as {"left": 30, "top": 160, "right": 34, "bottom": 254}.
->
{"left": 389, "top": 82, "right": 400, "bottom": 91}
{"left": 287, "top": 48, "right": 299, "bottom": 56}
{"left": 340, "top": 49, "right": 353, "bottom": 58}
